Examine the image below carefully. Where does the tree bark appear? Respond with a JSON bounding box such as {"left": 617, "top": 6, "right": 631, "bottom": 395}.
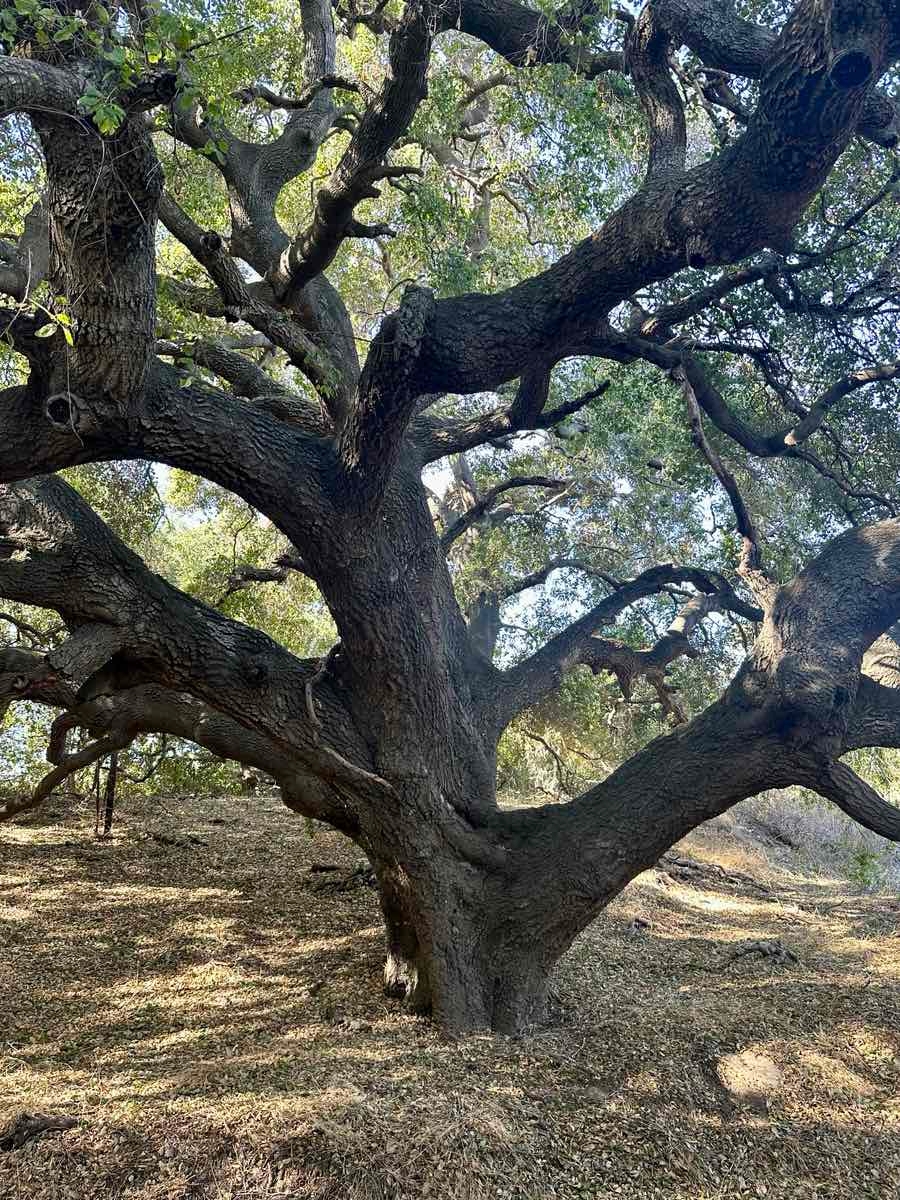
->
{"left": 2, "top": 0, "right": 900, "bottom": 1035}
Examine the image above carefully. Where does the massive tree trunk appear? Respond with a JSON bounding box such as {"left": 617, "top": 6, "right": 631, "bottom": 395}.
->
{"left": 2, "top": 0, "right": 900, "bottom": 1033}
{"left": 2, "top": 472, "right": 900, "bottom": 1032}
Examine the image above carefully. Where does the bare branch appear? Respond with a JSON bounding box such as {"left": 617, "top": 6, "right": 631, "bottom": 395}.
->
{"left": 234, "top": 74, "right": 362, "bottom": 110}
{"left": 272, "top": 0, "right": 432, "bottom": 299}
{"left": 492, "top": 563, "right": 759, "bottom": 730}
{"left": 497, "top": 558, "right": 623, "bottom": 602}
{"left": 416, "top": 381, "right": 611, "bottom": 463}
{"left": 677, "top": 364, "right": 775, "bottom": 605}
{"left": 158, "top": 195, "right": 346, "bottom": 412}
{"left": 218, "top": 553, "right": 311, "bottom": 605}
{"left": 784, "top": 360, "right": 900, "bottom": 447}
{"left": 0, "top": 733, "right": 128, "bottom": 824}
{"left": 440, "top": 476, "right": 569, "bottom": 550}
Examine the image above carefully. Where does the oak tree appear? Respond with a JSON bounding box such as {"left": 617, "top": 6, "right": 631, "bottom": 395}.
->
{"left": 2, "top": 0, "right": 900, "bottom": 1032}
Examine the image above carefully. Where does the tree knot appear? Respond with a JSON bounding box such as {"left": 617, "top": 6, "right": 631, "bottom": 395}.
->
{"left": 45, "top": 391, "right": 86, "bottom": 433}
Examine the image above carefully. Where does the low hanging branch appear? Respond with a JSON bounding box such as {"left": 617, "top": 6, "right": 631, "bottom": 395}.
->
{"left": 801, "top": 759, "right": 900, "bottom": 842}
{"left": 0, "top": 734, "right": 129, "bottom": 825}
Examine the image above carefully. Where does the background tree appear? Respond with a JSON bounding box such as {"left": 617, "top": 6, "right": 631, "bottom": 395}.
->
{"left": 2, "top": 0, "right": 900, "bottom": 1033}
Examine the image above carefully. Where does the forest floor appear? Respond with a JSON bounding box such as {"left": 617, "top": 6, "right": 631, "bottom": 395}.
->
{"left": 0, "top": 790, "right": 898, "bottom": 1200}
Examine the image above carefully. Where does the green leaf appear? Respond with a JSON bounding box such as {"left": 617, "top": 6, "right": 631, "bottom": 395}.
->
{"left": 35, "top": 323, "right": 57, "bottom": 338}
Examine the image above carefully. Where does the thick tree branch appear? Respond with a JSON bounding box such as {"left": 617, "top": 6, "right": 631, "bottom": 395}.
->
{"left": 626, "top": 3, "right": 687, "bottom": 181}
{"left": 0, "top": 57, "right": 81, "bottom": 117}
{"left": 0, "top": 642, "right": 359, "bottom": 832}
{"left": 494, "top": 513, "right": 900, "bottom": 963}
{"left": 338, "top": 285, "right": 435, "bottom": 505}
{"left": 0, "top": 201, "right": 49, "bottom": 302}
{"left": 800, "top": 759, "right": 900, "bottom": 841}
{"left": 273, "top": 0, "right": 432, "bottom": 299}
{"left": 651, "top": 0, "right": 900, "bottom": 147}
{"left": 842, "top": 635, "right": 900, "bottom": 749}
{"left": 444, "top": 0, "right": 624, "bottom": 76}
{"left": 407, "top": 4, "right": 898, "bottom": 397}
{"left": 492, "top": 564, "right": 758, "bottom": 730}
{"left": 0, "top": 476, "right": 378, "bottom": 796}
{"left": 845, "top": 676, "right": 900, "bottom": 749}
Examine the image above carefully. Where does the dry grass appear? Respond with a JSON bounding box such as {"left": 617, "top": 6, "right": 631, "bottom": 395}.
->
{"left": 741, "top": 789, "right": 900, "bottom": 890}
{"left": 0, "top": 793, "right": 898, "bottom": 1200}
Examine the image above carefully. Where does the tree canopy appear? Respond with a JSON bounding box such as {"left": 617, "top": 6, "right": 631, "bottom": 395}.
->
{"left": 2, "top": 0, "right": 900, "bottom": 1032}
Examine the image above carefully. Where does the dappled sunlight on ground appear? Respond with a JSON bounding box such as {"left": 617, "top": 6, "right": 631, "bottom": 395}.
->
{"left": 1, "top": 793, "right": 898, "bottom": 1199}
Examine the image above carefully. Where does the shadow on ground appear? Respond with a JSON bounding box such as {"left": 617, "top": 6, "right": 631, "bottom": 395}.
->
{"left": 1, "top": 793, "right": 898, "bottom": 1199}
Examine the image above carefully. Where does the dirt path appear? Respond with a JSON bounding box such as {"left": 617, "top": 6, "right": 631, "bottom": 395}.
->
{"left": 1, "top": 794, "right": 898, "bottom": 1199}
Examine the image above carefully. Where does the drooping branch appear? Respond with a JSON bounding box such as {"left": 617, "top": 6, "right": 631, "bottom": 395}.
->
{"left": 800, "top": 759, "right": 900, "bottom": 841}
{"left": 0, "top": 476, "right": 379, "bottom": 798}
{"left": 619, "top": 338, "right": 899, "bottom": 515}
{"left": 0, "top": 641, "right": 360, "bottom": 833}
{"left": 0, "top": 732, "right": 128, "bottom": 824}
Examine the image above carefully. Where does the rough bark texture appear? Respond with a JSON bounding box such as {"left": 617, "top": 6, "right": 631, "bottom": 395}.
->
{"left": 2, "top": 0, "right": 900, "bottom": 1034}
